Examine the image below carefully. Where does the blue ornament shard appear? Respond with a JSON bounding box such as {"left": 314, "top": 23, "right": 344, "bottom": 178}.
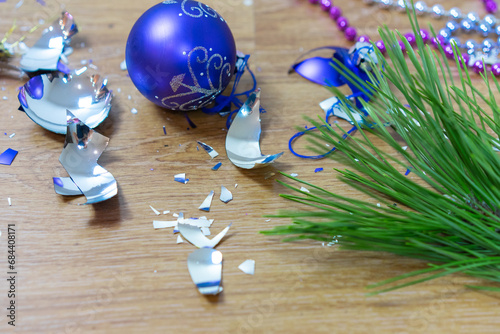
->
{"left": 0, "top": 148, "right": 18, "bottom": 165}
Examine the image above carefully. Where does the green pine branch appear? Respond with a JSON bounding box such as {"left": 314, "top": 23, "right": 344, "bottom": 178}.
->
{"left": 262, "top": 9, "right": 500, "bottom": 294}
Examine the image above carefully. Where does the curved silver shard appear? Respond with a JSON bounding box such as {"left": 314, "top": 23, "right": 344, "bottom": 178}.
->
{"left": 225, "top": 89, "right": 283, "bottom": 169}
{"left": 54, "top": 111, "right": 117, "bottom": 204}
{"left": 20, "top": 11, "right": 78, "bottom": 72}
{"left": 178, "top": 223, "right": 231, "bottom": 249}
{"left": 18, "top": 67, "right": 112, "bottom": 134}
{"left": 187, "top": 248, "right": 223, "bottom": 295}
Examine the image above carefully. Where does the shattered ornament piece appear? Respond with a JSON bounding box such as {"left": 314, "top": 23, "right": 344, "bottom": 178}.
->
{"left": 179, "top": 223, "right": 231, "bottom": 296}
{"left": 238, "top": 259, "right": 255, "bottom": 275}
{"left": 53, "top": 111, "right": 117, "bottom": 204}
{"left": 199, "top": 190, "right": 214, "bottom": 211}
{"left": 20, "top": 12, "right": 78, "bottom": 73}
{"left": 225, "top": 89, "right": 283, "bottom": 169}
{"left": 220, "top": 186, "right": 232, "bottom": 203}
{"left": 0, "top": 148, "right": 18, "bottom": 165}
{"left": 18, "top": 67, "right": 112, "bottom": 134}
{"left": 187, "top": 248, "right": 223, "bottom": 295}
{"left": 125, "top": 1, "right": 236, "bottom": 110}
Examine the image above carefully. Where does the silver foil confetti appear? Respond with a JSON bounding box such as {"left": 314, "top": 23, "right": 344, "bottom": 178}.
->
{"left": 18, "top": 67, "right": 112, "bottom": 134}
{"left": 53, "top": 111, "right": 117, "bottom": 204}
{"left": 20, "top": 12, "right": 78, "bottom": 72}
{"left": 225, "top": 89, "right": 283, "bottom": 169}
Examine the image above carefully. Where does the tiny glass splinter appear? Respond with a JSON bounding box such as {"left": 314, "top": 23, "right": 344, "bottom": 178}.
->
{"left": 220, "top": 186, "right": 233, "bottom": 203}
{"left": 20, "top": 12, "right": 78, "bottom": 72}
{"left": 174, "top": 173, "right": 188, "bottom": 184}
{"left": 0, "top": 148, "right": 18, "bottom": 165}
{"left": 212, "top": 162, "right": 222, "bottom": 171}
{"left": 18, "top": 67, "right": 112, "bottom": 134}
{"left": 197, "top": 141, "right": 219, "bottom": 159}
{"left": 238, "top": 259, "right": 255, "bottom": 275}
{"left": 199, "top": 190, "right": 214, "bottom": 211}
{"left": 225, "top": 89, "right": 283, "bottom": 169}
{"left": 53, "top": 111, "right": 117, "bottom": 204}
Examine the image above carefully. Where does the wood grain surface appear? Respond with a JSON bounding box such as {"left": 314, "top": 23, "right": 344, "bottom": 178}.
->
{"left": 1, "top": 0, "right": 499, "bottom": 333}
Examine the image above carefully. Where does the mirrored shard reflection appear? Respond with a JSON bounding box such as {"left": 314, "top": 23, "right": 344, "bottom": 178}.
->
{"left": 187, "top": 248, "right": 223, "bottom": 295}
{"left": 220, "top": 186, "right": 232, "bottom": 203}
{"left": 198, "top": 190, "right": 214, "bottom": 211}
{"left": 20, "top": 12, "right": 78, "bottom": 72}
{"left": 238, "top": 259, "right": 255, "bottom": 275}
{"left": 225, "top": 89, "right": 283, "bottom": 169}
{"left": 178, "top": 223, "right": 231, "bottom": 248}
{"left": 54, "top": 111, "right": 117, "bottom": 204}
{"left": 197, "top": 141, "right": 219, "bottom": 159}
{"left": 0, "top": 148, "right": 18, "bottom": 165}
{"left": 18, "top": 67, "right": 112, "bottom": 134}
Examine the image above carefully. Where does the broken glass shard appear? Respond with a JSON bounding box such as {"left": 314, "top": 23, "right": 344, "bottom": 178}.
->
{"left": 319, "top": 96, "right": 364, "bottom": 125}
{"left": 197, "top": 141, "right": 219, "bottom": 159}
{"left": 178, "top": 223, "right": 231, "bottom": 248}
{"left": 150, "top": 205, "right": 160, "bottom": 215}
{"left": 187, "top": 248, "right": 223, "bottom": 295}
{"left": 174, "top": 173, "right": 188, "bottom": 184}
{"left": 18, "top": 67, "right": 112, "bottom": 134}
{"left": 53, "top": 111, "right": 117, "bottom": 204}
{"left": 20, "top": 12, "right": 78, "bottom": 72}
{"left": 220, "top": 186, "right": 232, "bottom": 203}
{"left": 212, "top": 162, "right": 222, "bottom": 171}
{"left": 153, "top": 220, "right": 177, "bottom": 229}
{"left": 238, "top": 259, "right": 255, "bottom": 275}
{"left": 225, "top": 89, "right": 283, "bottom": 169}
{"left": 199, "top": 190, "right": 214, "bottom": 211}
{"left": 0, "top": 148, "right": 18, "bottom": 165}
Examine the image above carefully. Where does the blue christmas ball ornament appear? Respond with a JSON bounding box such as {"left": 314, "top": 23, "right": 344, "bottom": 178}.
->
{"left": 126, "top": 1, "right": 237, "bottom": 111}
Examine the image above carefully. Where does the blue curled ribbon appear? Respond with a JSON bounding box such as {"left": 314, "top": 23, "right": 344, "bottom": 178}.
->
{"left": 288, "top": 43, "right": 379, "bottom": 159}
{"left": 202, "top": 54, "right": 266, "bottom": 128}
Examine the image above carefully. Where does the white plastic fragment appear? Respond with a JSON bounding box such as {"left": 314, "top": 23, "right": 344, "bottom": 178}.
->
{"left": 176, "top": 235, "right": 184, "bottom": 244}
{"left": 300, "top": 186, "right": 310, "bottom": 193}
{"left": 199, "top": 190, "right": 214, "bottom": 211}
{"left": 402, "top": 146, "right": 408, "bottom": 151}
{"left": 173, "top": 213, "right": 179, "bottom": 218}
{"left": 290, "top": 173, "right": 298, "bottom": 177}
{"left": 7, "top": 198, "right": 11, "bottom": 206}
{"left": 163, "top": 210, "right": 170, "bottom": 214}
{"left": 131, "top": 108, "right": 138, "bottom": 114}
{"left": 220, "top": 186, "right": 233, "bottom": 203}
{"left": 149, "top": 205, "right": 161, "bottom": 215}
{"left": 9, "top": 133, "right": 15, "bottom": 138}
{"left": 238, "top": 259, "right": 255, "bottom": 275}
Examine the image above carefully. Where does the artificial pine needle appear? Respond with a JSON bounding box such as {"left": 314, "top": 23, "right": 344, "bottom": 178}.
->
{"left": 263, "top": 10, "right": 500, "bottom": 294}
